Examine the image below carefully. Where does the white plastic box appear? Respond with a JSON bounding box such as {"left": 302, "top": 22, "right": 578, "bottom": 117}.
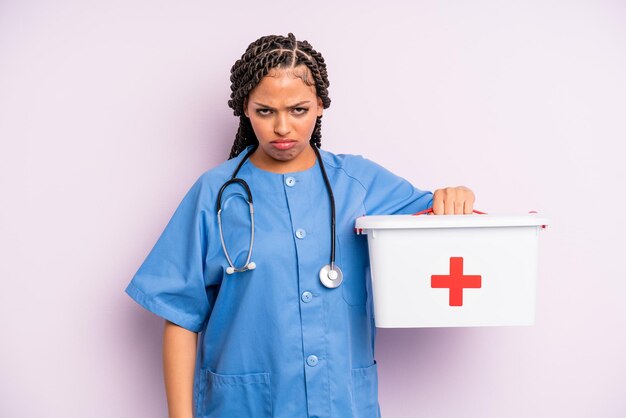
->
{"left": 355, "top": 214, "right": 548, "bottom": 328}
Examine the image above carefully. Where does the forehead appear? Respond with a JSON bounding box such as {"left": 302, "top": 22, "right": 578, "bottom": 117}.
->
{"left": 248, "top": 66, "right": 317, "bottom": 104}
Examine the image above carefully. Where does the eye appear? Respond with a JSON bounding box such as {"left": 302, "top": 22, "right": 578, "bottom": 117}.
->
{"left": 256, "top": 108, "right": 273, "bottom": 116}
{"left": 292, "top": 107, "right": 309, "bottom": 115}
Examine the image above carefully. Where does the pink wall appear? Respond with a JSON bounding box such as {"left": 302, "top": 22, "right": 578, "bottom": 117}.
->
{"left": 1, "top": 1, "right": 624, "bottom": 417}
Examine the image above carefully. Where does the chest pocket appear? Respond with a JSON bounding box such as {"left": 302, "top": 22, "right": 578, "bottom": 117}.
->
{"left": 338, "top": 232, "right": 370, "bottom": 306}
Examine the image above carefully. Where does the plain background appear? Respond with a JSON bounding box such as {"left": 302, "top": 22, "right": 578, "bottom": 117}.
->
{"left": 1, "top": 1, "right": 625, "bottom": 417}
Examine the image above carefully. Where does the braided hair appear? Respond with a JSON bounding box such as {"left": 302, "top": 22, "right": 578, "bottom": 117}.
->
{"left": 227, "top": 33, "right": 331, "bottom": 159}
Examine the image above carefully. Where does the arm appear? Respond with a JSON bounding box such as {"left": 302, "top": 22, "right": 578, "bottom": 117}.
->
{"left": 163, "top": 320, "right": 198, "bottom": 418}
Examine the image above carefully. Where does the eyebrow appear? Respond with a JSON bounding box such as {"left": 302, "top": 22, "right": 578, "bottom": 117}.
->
{"left": 253, "top": 100, "right": 311, "bottom": 110}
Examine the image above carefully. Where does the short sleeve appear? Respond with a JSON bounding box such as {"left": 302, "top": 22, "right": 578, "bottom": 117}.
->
{"left": 359, "top": 157, "right": 433, "bottom": 215}
{"left": 125, "top": 176, "right": 211, "bottom": 332}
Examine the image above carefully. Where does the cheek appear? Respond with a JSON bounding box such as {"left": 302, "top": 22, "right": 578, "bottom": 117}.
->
{"left": 299, "top": 115, "right": 318, "bottom": 131}
{"left": 250, "top": 118, "right": 271, "bottom": 137}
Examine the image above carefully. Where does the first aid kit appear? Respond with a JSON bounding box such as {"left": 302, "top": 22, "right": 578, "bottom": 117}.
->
{"left": 355, "top": 211, "right": 548, "bottom": 328}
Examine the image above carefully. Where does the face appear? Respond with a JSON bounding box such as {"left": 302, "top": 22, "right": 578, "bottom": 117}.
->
{"left": 244, "top": 65, "right": 324, "bottom": 173}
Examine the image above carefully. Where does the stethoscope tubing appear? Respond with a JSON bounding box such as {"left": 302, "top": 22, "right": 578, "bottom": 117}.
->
{"left": 217, "top": 144, "right": 341, "bottom": 284}
{"left": 312, "top": 145, "right": 337, "bottom": 271}
{"left": 217, "top": 175, "right": 256, "bottom": 274}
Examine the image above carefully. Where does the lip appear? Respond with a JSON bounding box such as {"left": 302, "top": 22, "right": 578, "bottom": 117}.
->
{"left": 270, "top": 138, "right": 297, "bottom": 150}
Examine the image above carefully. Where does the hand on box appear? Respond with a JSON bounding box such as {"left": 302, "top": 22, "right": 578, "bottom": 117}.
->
{"left": 432, "top": 186, "right": 475, "bottom": 215}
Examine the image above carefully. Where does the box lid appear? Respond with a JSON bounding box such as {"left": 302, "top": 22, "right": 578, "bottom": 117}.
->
{"left": 355, "top": 213, "right": 549, "bottom": 230}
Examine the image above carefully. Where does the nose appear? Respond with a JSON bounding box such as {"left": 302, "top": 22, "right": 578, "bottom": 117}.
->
{"left": 273, "top": 113, "right": 290, "bottom": 136}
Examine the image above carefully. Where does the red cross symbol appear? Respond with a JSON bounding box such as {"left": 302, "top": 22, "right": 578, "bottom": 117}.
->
{"left": 431, "top": 257, "right": 482, "bottom": 307}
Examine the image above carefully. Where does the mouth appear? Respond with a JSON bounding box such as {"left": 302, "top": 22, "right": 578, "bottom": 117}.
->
{"left": 270, "top": 139, "right": 297, "bottom": 150}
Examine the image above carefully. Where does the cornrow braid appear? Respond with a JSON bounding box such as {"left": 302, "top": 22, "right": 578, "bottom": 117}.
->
{"left": 227, "top": 33, "right": 331, "bottom": 159}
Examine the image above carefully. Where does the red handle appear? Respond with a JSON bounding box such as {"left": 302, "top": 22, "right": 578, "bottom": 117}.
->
{"left": 412, "top": 208, "right": 487, "bottom": 216}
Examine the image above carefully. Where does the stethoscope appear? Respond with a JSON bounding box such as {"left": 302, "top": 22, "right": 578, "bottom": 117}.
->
{"left": 216, "top": 144, "right": 343, "bottom": 288}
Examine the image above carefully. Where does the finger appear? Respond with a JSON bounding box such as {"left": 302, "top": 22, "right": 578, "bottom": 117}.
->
{"left": 444, "top": 195, "right": 455, "bottom": 215}
{"left": 454, "top": 200, "right": 464, "bottom": 214}
{"left": 464, "top": 196, "right": 475, "bottom": 214}
{"left": 440, "top": 188, "right": 456, "bottom": 215}
{"left": 432, "top": 190, "right": 444, "bottom": 215}
{"left": 463, "top": 187, "right": 475, "bottom": 214}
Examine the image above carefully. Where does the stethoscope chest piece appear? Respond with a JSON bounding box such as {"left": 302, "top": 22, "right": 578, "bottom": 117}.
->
{"left": 319, "top": 264, "right": 343, "bottom": 288}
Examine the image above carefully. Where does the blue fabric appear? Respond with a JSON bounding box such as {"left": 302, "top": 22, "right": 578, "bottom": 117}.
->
{"left": 126, "top": 147, "right": 433, "bottom": 417}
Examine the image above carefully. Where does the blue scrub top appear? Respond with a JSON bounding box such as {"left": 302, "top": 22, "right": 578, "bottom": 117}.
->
{"left": 126, "top": 147, "right": 433, "bottom": 418}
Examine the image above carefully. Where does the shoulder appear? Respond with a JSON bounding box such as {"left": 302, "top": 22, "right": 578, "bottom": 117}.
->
{"left": 194, "top": 151, "right": 249, "bottom": 191}
{"left": 197, "top": 158, "right": 240, "bottom": 186}
{"left": 179, "top": 151, "right": 249, "bottom": 210}
{"left": 318, "top": 148, "right": 396, "bottom": 187}
{"left": 319, "top": 149, "right": 388, "bottom": 176}
{"left": 319, "top": 148, "right": 433, "bottom": 215}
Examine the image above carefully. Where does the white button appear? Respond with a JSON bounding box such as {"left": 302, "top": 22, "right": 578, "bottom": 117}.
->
{"left": 301, "top": 291, "right": 313, "bottom": 303}
{"left": 295, "top": 229, "right": 306, "bottom": 239}
{"left": 306, "top": 355, "right": 318, "bottom": 367}
{"left": 285, "top": 176, "right": 296, "bottom": 187}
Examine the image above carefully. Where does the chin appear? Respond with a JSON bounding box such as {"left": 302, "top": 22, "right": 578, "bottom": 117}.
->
{"left": 254, "top": 142, "right": 314, "bottom": 170}
{"left": 263, "top": 145, "right": 301, "bottom": 160}
{"left": 271, "top": 150, "right": 298, "bottom": 161}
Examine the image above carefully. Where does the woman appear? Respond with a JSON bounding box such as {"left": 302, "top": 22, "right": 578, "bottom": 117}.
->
{"left": 126, "top": 33, "right": 474, "bottom": 418}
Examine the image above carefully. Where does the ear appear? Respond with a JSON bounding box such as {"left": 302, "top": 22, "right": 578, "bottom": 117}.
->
{"left": 316, "top": 96, "right": 323, "bottom": 117}
{"left": 243, "top": 97, "right": 249, "bottom": 118}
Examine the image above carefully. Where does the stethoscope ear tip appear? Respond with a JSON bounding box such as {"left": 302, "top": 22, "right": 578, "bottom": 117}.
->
{"left": 247, "top": 261, "right": 256, "bottom": 270}
{"left": 226, "top": 266, "right": 235, "bottom": 275}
